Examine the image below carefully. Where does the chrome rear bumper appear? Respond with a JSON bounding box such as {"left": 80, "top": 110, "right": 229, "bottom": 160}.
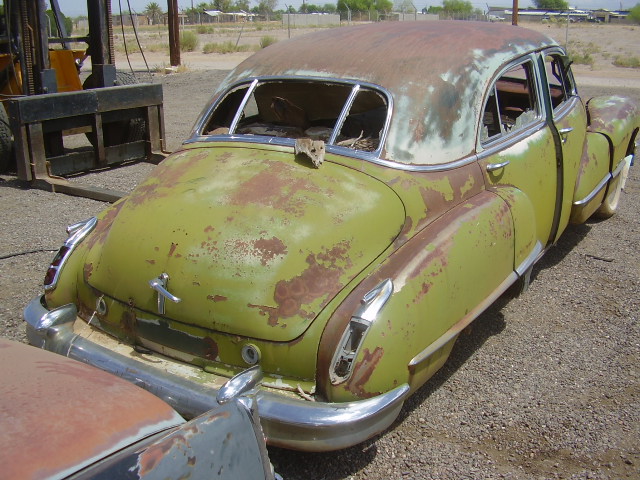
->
{"left": 24, "top": 296, "right": 409, "bottom": 452}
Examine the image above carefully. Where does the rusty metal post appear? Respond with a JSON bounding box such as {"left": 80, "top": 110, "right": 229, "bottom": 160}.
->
{"left": 168, "top": 0, "right": 180, "bottom": 66}
{"left": 512, "top": 0, "right": 518, "bottom": 25}
{"left": 87, "top": 0, "right": 115, "bottom": 87}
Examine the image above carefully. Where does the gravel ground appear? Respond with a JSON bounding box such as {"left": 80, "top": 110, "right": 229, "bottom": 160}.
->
{"left": 0, "top": 70, "right": 638, "bottom": 480}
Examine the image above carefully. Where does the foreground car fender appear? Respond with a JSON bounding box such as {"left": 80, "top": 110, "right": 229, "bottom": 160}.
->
{"left": 0, "top": 338, "right": 276, "bottom": 479}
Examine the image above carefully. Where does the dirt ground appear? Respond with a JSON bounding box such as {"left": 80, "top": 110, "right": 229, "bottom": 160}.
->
{"left": 1, "top": 20, "right": 639, "bottom": 480}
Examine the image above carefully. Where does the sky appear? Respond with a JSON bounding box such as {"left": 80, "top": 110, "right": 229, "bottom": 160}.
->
{"left": 56, "top": 0, "right": 637, "bottom": 17}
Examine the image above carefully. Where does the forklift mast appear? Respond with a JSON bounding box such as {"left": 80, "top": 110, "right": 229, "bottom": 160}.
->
{"left": 0, "top": 0, "right": 167, "bottom": 202}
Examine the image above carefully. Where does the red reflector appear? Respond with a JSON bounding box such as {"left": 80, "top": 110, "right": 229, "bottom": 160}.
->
{"left": 44, "top": 246, "right": 70, "bottom": 287}
{"left": 44, "top": 267, "right": 57, "bottom": 286}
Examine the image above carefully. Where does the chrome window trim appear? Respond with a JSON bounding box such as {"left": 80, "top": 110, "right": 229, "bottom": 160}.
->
{"left": 540, "top": 47, "right": 579, "bottom": 117}
{"left": 184, "top": 134, "right": 480, "bottom": 173}
{"left": 191, "top": 75, "right": 393, "bottom": 157}
{"left": 477, "top": 53, "right": 545, "bottom": 152}
{"left": 329, "top": 84, "right": 361, "bottom": 145}
{"left": 229, "top": 78, "right": 259, "bottom": 134}
{"left": 477, "top": 120, "right": 547, "bottom": 161}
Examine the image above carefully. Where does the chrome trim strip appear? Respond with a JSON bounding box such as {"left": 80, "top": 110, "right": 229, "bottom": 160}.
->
{"left": 357, "top": 279, "right": 394, "bottom": 322}
{"left": 515, "top": 240, "right": 544, "bottom": 277}
{"left": 24, "top": 297, "right": 409, "bottom": 452}
{"left": 573, "top": 173, "right": 611, "bottom": 206}
{"left": 229, "top": 78, "right": 258, "bottom": 134}
{"left": 409, "top": 272, "right": 519, "bottom": 369}
{"left": 183, "top": 135, "right": 480, "bottom": 172}
{"left": 477, "top": 121, "right": 546, "bottom": 161}
{"left": 329, "top": 84, "right": 360, "bottom": 145}
{"left": 611, "top": 155, "right": 629, "bottom": 179}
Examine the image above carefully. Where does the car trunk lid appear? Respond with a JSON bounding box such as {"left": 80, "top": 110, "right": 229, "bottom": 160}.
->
{"left": 84, "top": 145, "right": 405, "bottom": 342}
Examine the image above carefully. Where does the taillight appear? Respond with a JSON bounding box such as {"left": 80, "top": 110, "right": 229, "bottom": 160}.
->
{"left": 44, "top": 218, "right": 97, "bottom": 291}
{"left": 329, "top": 279, "right": 393, "bottom": 385}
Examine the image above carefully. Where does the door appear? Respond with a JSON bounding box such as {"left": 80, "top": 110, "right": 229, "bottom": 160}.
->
{"left": 541, "top": 50, "right": 588, "bottom": 239}
{"left": 477, "top": 57, "right": 559, "bottom": 272}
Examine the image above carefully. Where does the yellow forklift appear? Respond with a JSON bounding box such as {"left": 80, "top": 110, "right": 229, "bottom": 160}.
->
{"left": 0, "top": 0, "right": 166, "bottom": 201}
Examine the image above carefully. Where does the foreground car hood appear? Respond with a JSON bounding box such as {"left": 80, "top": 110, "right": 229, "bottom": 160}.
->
{"left": 84, "top": 145, "right": 405, "bottom": 342}
{"left": 0, "top": 339, "right": 183, "bottom": 479}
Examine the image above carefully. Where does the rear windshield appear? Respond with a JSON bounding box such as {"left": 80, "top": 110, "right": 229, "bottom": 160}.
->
{"left": 200, "top": 79, "right": 389, "bottom": 154}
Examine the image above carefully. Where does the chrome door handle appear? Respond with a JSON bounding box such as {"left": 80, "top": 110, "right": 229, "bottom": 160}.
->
{"left": 558, "top": 127, "right": 573, "bottom": 144}
{"left": 486, "top": 160, "right": 510, "bottom": 172}
{"left": 149, "top": 273, "right": 181, "bottom": 314}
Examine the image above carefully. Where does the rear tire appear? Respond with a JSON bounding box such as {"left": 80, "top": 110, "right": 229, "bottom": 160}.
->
{"left": 0, "top": 102, "right": 14, "bottom": 173}
{"left": 83, "top": 71, "right": 145, "bottom": 146}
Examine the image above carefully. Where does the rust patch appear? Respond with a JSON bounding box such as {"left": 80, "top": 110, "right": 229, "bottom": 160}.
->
{"left": 228, "top": 161, "right": 323, "bottom": 217}
{"left": 203, "top": 337, "right": 219, "bottom": 360}
{"left": 137, "top": 434, "right": 189, "bottom": 476}
{"left": 168, "top": 242, "right": 178, "bottom": 257}
{"left": 207, "top": 294, "right": 227, "bottom": 302}
{"left": 201, "top": 410, "right": 232, "bottom": 425}
{"left": 145, "top": 259, "right": 156, "bottom": 265}
{"left": 127, "top": 151, "right": 209, "bottom": 207}
{"left": 250, "top": 242, "right": 351, "bottom": 326}
{"left": 121, "top": 310, "right": 137, "bottom": 339}
{"left": 252, "top": 236, "right": 288, "bottom": 266}
{"left": 345, "top": 347, "right": 384, "bottom": 398}
{"left": 83, "top": 262, "right": 93, "bottom": 282}
{"left": 85, "top": 201, "right": 125, "bottom": 250}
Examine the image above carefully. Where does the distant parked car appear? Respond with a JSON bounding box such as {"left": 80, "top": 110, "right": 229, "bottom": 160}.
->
{"left": 25, "top": 21, "right": 639, "bottom": 452}
{"left": 0, "top": 338, "right": 276, "bottom": 479}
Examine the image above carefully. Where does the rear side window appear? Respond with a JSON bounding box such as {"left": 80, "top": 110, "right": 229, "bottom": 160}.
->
{"left": 202, "top": 80, "right": 388, "bottom": 153}
{"left": 481, "top": 60, "right": 540, "bottom": 144}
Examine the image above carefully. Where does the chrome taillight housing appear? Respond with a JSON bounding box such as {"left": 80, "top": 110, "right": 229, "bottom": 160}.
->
{"left": 44, "top": 217, "right": 97, "bottom": 291}
{"left": 330, "top": 279, "right": 394, "bottom": 385}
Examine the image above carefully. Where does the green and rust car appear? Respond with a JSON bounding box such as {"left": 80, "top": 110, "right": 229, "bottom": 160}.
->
{"left": 25, "top": 21, "right": 638, "bottom": 451}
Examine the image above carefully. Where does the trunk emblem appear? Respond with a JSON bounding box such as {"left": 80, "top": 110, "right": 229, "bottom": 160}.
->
{"left": 149, "top": 273, "right": 181, "bottom": 314}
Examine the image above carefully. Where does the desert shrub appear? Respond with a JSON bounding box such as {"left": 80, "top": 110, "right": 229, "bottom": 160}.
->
{"left": 259, "top": 35, "right": 277, "bottom": 49}
{"left": 196, "top": 25, "right": 214, "bottom": 34}
{"left": 202, "top": 41, "right": 252, "bottom": 54}
{"left": 570, "top": 52, "right": 594, "bottom": 66}
{"left": 613, "top": 55, "right": 640, "bottom": 68}
{"left": 180, "top": 30, "right": 198, "bottom": 52}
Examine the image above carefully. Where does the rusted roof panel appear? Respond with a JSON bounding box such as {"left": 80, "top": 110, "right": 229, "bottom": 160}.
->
{"left": 218, "top": 21, "right": 557, "bottom": 165}
{"left": 0, "top": 339, "right": 183, "bottom": 479}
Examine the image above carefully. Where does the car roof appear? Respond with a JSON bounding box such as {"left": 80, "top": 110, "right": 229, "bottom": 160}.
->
{"left": 0, "top": 339, "right": 184, "bottom": 479}
{"left": 220, "top": 21, "right": 558, "bottom": 165}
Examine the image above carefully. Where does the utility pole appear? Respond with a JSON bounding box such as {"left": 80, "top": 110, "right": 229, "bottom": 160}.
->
{"left": 168, "top": 0, "right": 180, "bottom": 66}
{"left": 512, "top": 0, "right": 518, "bottom": 25}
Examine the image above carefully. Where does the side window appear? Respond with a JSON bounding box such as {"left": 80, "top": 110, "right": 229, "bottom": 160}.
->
{"left": 481, "top": 60, "right": 539, "bottom": 143}
{"left": 544, "top": 53, "right": 577, "bottom": 111}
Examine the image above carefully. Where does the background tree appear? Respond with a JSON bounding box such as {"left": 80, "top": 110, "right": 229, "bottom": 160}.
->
{"left": 45, "top": 9, "right": 73, "bottom": 36}
{"left": 257, "top": 0, "right": 278, "bottom": 19}
{"left": 235, "top": 0, "right": 250, "bottom": 11}
{"left": 533, "top": 0, "right": 569, "bottom": 10}
{"left": 144, "top": 2, "right": 163, "bottom": 24}
{"left": 442, "top": 0, "right": 473, "bottom": 15}
{"left": 628, "top": 3, "right": 640, "bottom": 23}
{"left": 337, "top": 0, "right": 391, "bottom": 12}
{"left": 323, "top": 3, "right": 337, "bottom": 12}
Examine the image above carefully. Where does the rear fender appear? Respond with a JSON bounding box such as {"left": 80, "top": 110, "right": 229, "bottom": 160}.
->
{"left": 570, "top": 132, "right": 610, "bottom": 224}
{"left": 587, "top": 95, "right": 640, "bottom": 165}
{"left": 317, "top": 191, "right": 515, "bottom": 402}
